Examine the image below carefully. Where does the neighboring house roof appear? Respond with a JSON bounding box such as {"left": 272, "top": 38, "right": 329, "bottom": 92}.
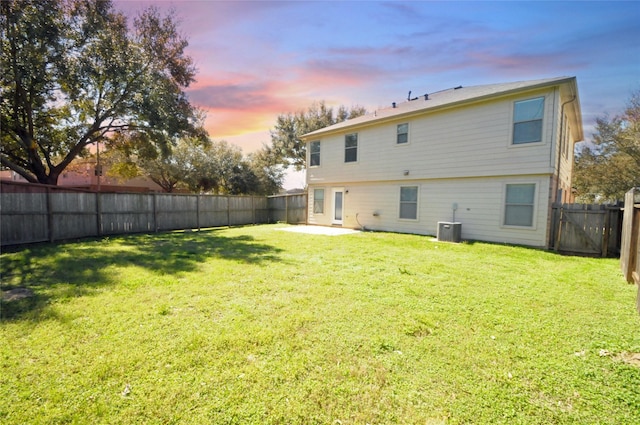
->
{"left": 303, "top": 76, "right": 582, "bottom": 141}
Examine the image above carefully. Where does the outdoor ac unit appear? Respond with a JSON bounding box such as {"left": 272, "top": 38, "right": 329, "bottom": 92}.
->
{"left": 437, "top": 222, "right": 462, "bottom": 243}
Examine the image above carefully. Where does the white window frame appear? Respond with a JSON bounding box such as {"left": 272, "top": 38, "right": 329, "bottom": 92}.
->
{"left": 345, "top": 133, "right": 358, "bottom": 163}
{"left": 399, "top": 185, "right": 419, "bottom": 221}
{"left": 313, "top": 188, "right": 324, "bottom": 214}
{"left": 396, "top": 123, "right": 409, "bottom": 145}
{"left": 502, "top": 183, "right": 537, "bottom": 228}
{"left": 309, "top": 141, "right": 321, "bottom": 167}
{"left": 511, "top": 96, "right": 545, "bottom": 146}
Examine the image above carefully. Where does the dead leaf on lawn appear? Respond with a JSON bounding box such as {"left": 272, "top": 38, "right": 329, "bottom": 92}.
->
{"left": 616, "top": 352, "right": 640, "bottom": 368}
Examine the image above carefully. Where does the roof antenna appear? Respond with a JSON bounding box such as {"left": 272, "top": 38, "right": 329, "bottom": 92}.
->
{"left": 407, "top": 90, "right": 411, "bottom": 101}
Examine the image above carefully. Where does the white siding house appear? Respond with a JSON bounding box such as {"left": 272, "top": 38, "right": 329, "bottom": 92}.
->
{"left": 302, "top": 77, "right": 583, "bottom": 248}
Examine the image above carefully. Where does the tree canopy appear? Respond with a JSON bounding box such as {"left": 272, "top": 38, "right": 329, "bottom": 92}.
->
{"left": 573, "top": 90, "right": 640, "bottom": 203}
{"left": 1, "top": 0, "right": 203, "bottom": 184}
{"left": 265, "top": 101, "right": 367, "bottom": 170}
{"left": 105, "top": 135, "right": 284, "bottom": 195}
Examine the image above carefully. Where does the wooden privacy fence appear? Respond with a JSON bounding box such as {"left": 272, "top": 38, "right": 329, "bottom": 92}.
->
{"left": 0, "top": 181, "right": 308, "bottom": 246}
{"left": 267, "top": 193, "right": 308, "bottom": 225}
{"left": 550, "top": 203, "right": 623, "bottom": 257}
{"left": 619, "top": 188, "right": 640, "bottom": 314}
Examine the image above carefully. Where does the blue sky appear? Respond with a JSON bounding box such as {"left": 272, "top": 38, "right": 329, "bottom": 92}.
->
{"left": 115, "top": 0, "right": 639, "bottom": 186}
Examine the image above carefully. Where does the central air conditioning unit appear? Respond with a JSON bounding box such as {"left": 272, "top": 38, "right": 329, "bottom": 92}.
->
{"left": 437, "top": 222, "right": 462, "bottom": 243}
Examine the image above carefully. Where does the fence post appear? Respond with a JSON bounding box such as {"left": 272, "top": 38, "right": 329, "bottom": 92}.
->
{"left": 602, "top": 205, "right": 610, "bottom": 257}
{"left": 621, "top": 189, "right": 634, "bottom": 282}
{"left": 96, "top": 191, "right": 102, "bottom": 237}
{"left": 46, "top": 186, "right": 54, "bottom": 243}
{"left": 227, "top": 195, "right": 231, "bottom": 226}
{"left": 554, "top": 205, "right": 564, "bottom": 252}
{"left": 153, "top": 192, "right": 158, "bottom": 232}
{"left": 196, "top": 194, "right": 201, "bottom": 231}
{"left": 549, "top": 204, "right": 558, "bottom": 250}
{"left": 285, "top": 195, "right": 289, "bottom": 224}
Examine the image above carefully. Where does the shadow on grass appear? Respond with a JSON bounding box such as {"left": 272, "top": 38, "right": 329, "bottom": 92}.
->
{"left": 456, "top": 238, "right": 620, "bottom": 259}
{"left": 0, "top": 229, "right": 282, "bottom": 321}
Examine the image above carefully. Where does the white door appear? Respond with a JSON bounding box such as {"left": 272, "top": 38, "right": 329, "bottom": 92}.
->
{"left": 332, "top": 188, "right": 344, "bottom": 225}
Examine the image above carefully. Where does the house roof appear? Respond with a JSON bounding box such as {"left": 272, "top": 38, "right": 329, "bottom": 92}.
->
{"left": 302, "top": 76, "right": 582, "bottom": 140}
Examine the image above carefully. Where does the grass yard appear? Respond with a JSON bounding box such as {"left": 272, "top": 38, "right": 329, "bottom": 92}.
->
{"left": 1, "top": 224, "right": 639, "bottom": 424}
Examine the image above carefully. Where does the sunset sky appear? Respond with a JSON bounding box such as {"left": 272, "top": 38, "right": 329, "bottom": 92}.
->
{"left": 115, "top": 0, "right": 639, "bottom": 187}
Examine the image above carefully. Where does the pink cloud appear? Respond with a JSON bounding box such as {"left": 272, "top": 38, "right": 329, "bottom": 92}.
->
{"left": 189, "top": 77, "right": 312, "bottom": 147}
{"left": 467, "top": 50, "right": 587, "bottom": 74}
{"left": 188, "top": 61, "right": 375, "bottom": 139}
{"left": 114, "top": 1, "right": 288, "bottom": 36}
{"left": 188, "top": 83, "right": 279, "bottom": 111}
{"left": 326, "top": 45, "right": 413, "bottom": 57}
{"left": 203, "top": 108, "right": 272, "bottom": 139}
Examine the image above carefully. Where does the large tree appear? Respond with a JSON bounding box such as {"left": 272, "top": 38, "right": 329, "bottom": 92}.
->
{"left": 1, "top": 0, "right": 202, "bottom": 184}
{"left": 170, "top": 139, "right": 283, "bottom": 195}
{"left": 105, "top": 135, "right": 283, "bottom": 195}
{"left": 138, "top": 151, "right": 185, "bottom": 193}
{"left": 573, "top": 91, "right": 640, "bottom": 203}
{"left": 245, "top": 148, "right": 285, "bottom": 195}
{"left": 186, "top": 139, "right": 244, "bottom": 194}
{"left": 265, "top": 101, "right": 367, "bottom": 170}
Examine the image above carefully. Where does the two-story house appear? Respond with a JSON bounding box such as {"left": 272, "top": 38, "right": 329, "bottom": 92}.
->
{"left": 301, "top": 77, "right": 583, "bottom": 248}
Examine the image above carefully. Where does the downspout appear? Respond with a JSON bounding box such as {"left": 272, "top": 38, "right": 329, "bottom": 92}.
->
{"left": 556, "top": 93, "right": 577, "bottom": 202}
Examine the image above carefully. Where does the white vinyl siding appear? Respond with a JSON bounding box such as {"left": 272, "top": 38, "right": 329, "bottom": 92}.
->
{"left": 562, "top": 116, "right": 569, "bottom": 159}
{"left": 504, "top": 183, "right": 536, "bottom": 227}
{"left": 512, "top": 97, "right": 544, "bottom": 144}
{"left": 309, "top": 141, "right": 321, "bottom": 167}
{"left": 307, "top": 176, "right": 550, "bottom": 247}
{"left": 305, "top": 89, "right": 556, "bottom": 187}
{"left": 557, "top": 119, "right": 576, "bottom": 202}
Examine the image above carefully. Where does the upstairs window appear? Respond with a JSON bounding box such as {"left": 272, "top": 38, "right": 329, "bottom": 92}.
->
{"left": 345, "top": 133, "right": 358, "bottom": 163}
{"left": 504, "top": 183, "right": 536, "bottom": 227}
{"left": 513, "top": 97, "right": 544, "bottom": 144}
{"left": 397, "top": 123, "right": 409, "bottom": 144}
{"left": 309, "top": 141, "right": 321, "bottom": 167}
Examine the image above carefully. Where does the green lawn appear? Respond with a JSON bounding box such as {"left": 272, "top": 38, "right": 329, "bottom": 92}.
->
{"left": 1, "top": 225, "right": 639, "bottom": 424}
